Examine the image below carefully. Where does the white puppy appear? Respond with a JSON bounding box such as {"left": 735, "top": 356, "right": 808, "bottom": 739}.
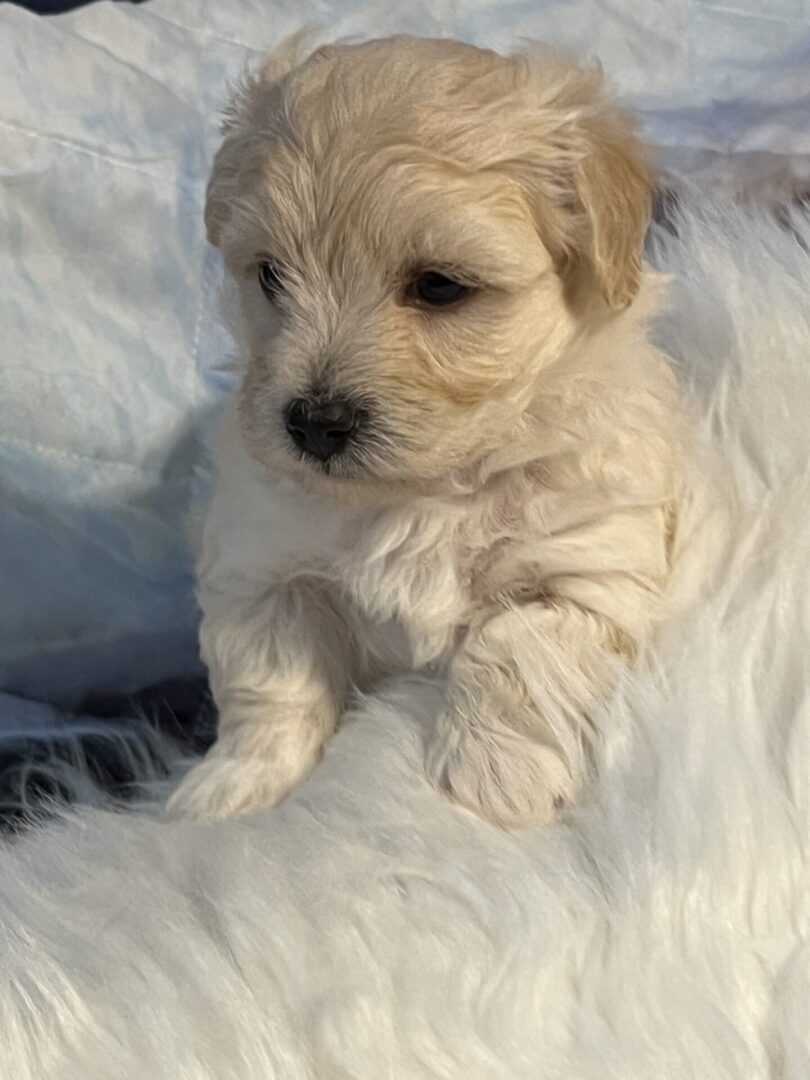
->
{"left": 168, "top": 36, "right": 679, "bottom": 827}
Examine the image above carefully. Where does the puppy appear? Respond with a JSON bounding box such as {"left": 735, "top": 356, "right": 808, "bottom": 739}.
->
{"left": 168, "top": 36, "right": 679, "bottom": 826}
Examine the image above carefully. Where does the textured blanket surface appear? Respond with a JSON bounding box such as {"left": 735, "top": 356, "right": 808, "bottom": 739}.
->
{"left": 1, "top": 200, "right": 809, "bottom": 1079}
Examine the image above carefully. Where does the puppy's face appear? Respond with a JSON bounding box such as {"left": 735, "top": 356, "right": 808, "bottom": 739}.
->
{"left": 207, "top": 37, "right": 651, "bottom": 500}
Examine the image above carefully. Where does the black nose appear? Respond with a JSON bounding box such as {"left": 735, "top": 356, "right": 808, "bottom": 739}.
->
{"left": 284, "top": 398, "right": 357, "bottom": 461}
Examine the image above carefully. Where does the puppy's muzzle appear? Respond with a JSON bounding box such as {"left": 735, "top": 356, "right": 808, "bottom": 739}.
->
{"left": 284, "top": 397, "right": 358, "bottom": 462}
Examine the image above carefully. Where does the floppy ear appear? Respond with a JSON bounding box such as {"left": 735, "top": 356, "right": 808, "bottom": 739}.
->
{"left": 572, "top": 112, "right": 651, "bottom": 308}
{"left": 513, "top": 53, "right": 652, "bottom": 309}
{"left": 204, "top": 32, "right": 315, "bottom": 247}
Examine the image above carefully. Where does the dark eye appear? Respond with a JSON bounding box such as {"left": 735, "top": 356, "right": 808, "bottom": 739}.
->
{"left": 258, "top": 260, "right": 283, "bottom": 299}
{"left": 411, "top": 271, "right": 471, "bottom": 308}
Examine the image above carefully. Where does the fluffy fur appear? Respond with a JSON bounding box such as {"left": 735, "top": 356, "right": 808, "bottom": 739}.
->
{"left": 168, "top": 37, "right": 680, "bottom": 826}
{"left": 1, "top": 198, "right": 809, "bottom": 1078}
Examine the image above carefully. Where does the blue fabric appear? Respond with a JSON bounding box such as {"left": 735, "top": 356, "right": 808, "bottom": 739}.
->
{"left": 1, "top": 0, "right": 808, "bottom": 709}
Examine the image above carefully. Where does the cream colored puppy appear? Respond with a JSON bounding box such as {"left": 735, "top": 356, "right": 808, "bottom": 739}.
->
{"left": 168, "top": 36, "right": 679, "bottom": 827}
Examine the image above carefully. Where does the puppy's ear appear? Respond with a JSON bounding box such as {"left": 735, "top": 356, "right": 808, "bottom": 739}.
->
{"left": 571, "top": 111, "right": 651, "bottom": 308}
{"left": 205, "top": 32, "right": 314, "bottom": 247}
{"left": 516, "top": 54, "right": 651, "bottom": 309}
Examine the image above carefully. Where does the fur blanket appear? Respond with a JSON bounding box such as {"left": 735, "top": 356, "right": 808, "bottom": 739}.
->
{"left": 0, "top": 199, "right": 808, "bottom": 1078}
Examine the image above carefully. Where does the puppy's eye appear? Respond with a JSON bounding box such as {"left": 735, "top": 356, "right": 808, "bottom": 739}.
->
{"left": 410, "top": 271, "right": 471, "bottom": 308}
{"left": 257, "top": 260, "right": 283, "bottom": 300}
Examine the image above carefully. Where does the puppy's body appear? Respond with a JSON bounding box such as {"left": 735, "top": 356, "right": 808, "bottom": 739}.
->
{"left": 169, "top": 37, "right": 679, "bottom": 826}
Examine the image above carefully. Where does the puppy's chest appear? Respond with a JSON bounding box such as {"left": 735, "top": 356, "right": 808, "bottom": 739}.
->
{"left": 335, "top": 499, "right": 532, "bottom": 668}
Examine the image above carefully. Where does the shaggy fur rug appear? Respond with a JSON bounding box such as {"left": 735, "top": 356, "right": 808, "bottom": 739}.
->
{"left": 1, "top": 200, "right": 809, "bottom": 1079}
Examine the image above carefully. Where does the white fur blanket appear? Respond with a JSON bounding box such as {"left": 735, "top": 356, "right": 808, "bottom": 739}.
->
{"left": 1, "top": 201, "right": 808, "bottom": 1079}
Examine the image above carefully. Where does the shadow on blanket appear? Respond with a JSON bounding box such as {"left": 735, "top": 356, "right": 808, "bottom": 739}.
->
{"left": 0, "top": 681, "right": 215, "bottom": 832}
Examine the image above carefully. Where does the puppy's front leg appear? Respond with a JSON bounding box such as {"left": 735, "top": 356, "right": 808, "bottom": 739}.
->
{"left": 168, "top": 577, "right": 353, "bottom": 821}
{"left": 427, "top": 600, "right": 634, "bottom": 829}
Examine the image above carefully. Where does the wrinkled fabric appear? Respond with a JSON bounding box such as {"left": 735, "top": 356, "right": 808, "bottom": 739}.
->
{"left": 1, "top": 0, "right": 809, "bottom": 706}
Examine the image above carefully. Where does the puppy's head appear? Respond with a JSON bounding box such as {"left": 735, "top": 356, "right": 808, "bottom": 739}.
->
{"left": 207, "top": 36, "right": 651, "bottom": 500}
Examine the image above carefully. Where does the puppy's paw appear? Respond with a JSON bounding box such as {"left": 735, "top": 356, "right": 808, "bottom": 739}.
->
{"left": 166, "top": 752, "right": 299, "bottom": 822}
{"left": 426, "top": 715, "right": 574, "bottom": 829}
